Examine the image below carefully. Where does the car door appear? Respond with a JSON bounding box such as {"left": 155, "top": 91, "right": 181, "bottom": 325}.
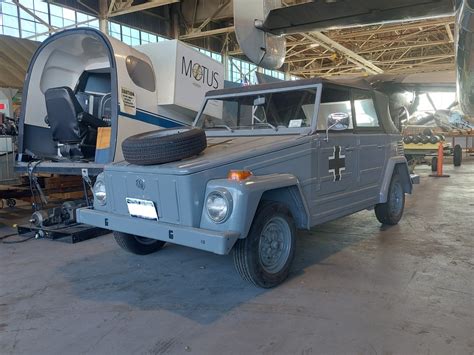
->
{"left": 352, "top": 89, "right": 387, "bottom": 199}
{"left": 311, "top": 86, "right": 358, "bottom": 225}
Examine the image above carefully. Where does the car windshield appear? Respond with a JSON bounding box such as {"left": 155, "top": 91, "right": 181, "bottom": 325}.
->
{"left": 195, "top": 88, "right": 318, "bottom": 131}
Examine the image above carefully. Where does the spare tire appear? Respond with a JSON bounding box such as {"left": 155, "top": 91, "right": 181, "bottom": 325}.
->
{"left": 122, "top": 128, "right": 207, "bottom": 165}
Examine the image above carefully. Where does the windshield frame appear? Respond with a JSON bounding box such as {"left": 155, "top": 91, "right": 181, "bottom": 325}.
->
{"left": 193, "top": 83, "right": 323, "bottom": 136}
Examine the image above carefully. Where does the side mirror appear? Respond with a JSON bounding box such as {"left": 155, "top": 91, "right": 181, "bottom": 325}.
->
{"left": 325, "top": 112, "right": 350, "bottom": 141}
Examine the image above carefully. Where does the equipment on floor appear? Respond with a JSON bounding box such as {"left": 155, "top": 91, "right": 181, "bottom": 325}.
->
{"left": 429, "top": 142, "right": 450, "bottom": 178}
{"left": 29, "top": 200, "right": 87, "bottom": 228}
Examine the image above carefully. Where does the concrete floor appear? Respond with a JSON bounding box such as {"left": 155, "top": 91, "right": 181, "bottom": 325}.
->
{"left": 1, "top": 161, "right": 473, "bottom": 354}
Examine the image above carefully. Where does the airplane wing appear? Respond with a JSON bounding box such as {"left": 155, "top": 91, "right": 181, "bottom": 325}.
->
{"left": 263, "top": 0, "right": 455, "bottom": 35}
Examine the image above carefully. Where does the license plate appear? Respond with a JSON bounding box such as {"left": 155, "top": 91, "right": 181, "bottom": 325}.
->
{"left": 126, "top": 198, "right": 158, "bottom": 220}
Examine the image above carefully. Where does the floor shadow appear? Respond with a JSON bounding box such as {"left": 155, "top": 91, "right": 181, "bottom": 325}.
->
{"left": 59, "top": 243, "right": 265, "bottom": 325}
{"left": 58, "top": 210, "right": 379, "bottom": 325}
{"left": 290, "top": 210, "right": 381, "bottom": 278}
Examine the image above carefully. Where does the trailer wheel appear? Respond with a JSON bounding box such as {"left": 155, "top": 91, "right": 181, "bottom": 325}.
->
{"left": 113, "top": 232, "right": 166, "bottom": 255}
{"left": 431, "top": 157, "right": 438, "bottom": 172}
{"left": 375, "top": 172, "right": 405, "bottom": 226}
{"left": 233, "top": 202, "right": 296, "bottom": 288}
{"left": 453, "top": 144, "right": 462, "bottom": 167}
{"left": 6, "top": 199, "right": 16, "bottom": 208}
{"left": 122, "top": 128, "right": 207, "bottom": 165}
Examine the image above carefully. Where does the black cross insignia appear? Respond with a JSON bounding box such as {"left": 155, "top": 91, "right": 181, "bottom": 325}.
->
{"left": 329, "top": 145, "right": 346, "bottom": 182}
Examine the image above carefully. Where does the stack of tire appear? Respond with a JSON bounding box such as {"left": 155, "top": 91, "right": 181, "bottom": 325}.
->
{"left": 403, "top": 128, "right": 445, "bottom": 146}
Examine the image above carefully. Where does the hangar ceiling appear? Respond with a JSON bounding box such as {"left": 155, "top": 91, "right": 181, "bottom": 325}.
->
{"left": 49, "top": 0, "right": 456, "bottom": 78}
{"left": 176, "top": 0, "right": 455, "bottom": 78}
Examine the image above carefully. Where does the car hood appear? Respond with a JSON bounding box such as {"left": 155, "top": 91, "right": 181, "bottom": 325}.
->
{"left": 108, "top": 135, "right": 307, "bottom": 175}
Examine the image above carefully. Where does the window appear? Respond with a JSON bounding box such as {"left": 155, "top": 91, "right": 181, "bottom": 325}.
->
{"left": 318, "top": 87, "right": 353, "bottom": 131}
{"left": 263, "top": 68, "right": 285, "bottom": 80}
{"left": 197, "top": 48, "right": 222, "bottom": 63}
{"left": 0, "top": 1, "right": 168, "bottom": 45}
{"left": 228, "top": 57, "right": 257, "bottom": 84}
{"left": 353, "top": 91, "right": 380, "bottom": 128}
{"left": 126, "top": 56, "right": 156, "bottom": 92}
{"left": 196, "top": 88, "right": 318, "bottom": 130}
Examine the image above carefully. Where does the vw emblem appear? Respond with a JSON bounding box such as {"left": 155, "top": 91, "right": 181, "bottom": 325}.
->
{"left": 136, "top": 178, "right": 146, "bottom": 190}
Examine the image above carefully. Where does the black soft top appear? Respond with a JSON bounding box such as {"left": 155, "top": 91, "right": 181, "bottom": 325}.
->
{"left": 206, "top": 77, "right": 374, "bottom": 97}
{"left": 205, "top": 76, "right": 399, "bottom": 134}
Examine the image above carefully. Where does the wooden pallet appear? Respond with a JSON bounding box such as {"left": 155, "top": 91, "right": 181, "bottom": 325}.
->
{"left": 3, "top": 174, "right": 89, "bottom": 204}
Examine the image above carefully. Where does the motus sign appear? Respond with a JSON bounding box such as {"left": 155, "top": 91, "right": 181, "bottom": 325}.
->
{"left": 181, "top": 56, "right": 220, "bottom": 89}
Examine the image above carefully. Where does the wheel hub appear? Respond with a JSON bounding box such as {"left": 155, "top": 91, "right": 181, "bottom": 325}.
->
{"left": 389, "top": 182, "right": 403, "bottom": 215}
{"left": 258, "top": 216, "right": 291, "bottom": 274}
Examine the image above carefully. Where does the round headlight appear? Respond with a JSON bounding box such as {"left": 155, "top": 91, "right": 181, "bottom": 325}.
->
{"left": 206, "top": 190, "right": 232, "bottom": 223}
{"left": 93, "top": 173, "right": 107, "bottom": 206}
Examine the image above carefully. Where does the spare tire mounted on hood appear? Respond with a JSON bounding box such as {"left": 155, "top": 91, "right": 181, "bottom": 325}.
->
{"left": 122, "top": 128, "right": 207, "bottom": 165}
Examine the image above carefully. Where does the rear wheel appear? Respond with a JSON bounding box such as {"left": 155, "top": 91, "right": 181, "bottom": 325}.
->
{"left": 113, "top": 232, "right": 166, "bottom": 255}
{"left": 233, "top": 202, "right": 296, "bottom": 288}
{"left": 375, "top": 173, "right": 405, "bottom": 225}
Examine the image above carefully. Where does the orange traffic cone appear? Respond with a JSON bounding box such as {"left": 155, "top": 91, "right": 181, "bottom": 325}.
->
{"left": 430, "top": 142, "right": 450, "bottom": 178}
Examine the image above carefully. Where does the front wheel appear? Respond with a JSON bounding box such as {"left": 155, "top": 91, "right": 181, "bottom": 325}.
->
{"left": 375, "top": 173, "right": 405, "bottom": 225}
{"left": 233, "top": 202, "right": 296, "bottom": 288}
{"left": 113, "top": 232, "right": 166, "bottom": 255}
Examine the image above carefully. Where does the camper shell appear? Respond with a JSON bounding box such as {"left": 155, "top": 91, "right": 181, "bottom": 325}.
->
{"left": 16, "top": 28, "right": 224, "bottom": 176}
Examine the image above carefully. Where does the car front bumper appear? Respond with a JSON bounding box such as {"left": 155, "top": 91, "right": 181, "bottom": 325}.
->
{"left": 77, "top": 208, "right": 240, "bottom": 255}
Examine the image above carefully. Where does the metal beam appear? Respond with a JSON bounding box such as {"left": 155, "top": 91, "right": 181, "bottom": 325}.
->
{"left": 25, "top": 19, "right": 95, "bottom": 40}
{"left": 303, "top": 32, "right": 384, "bottom": 74}
{"left": 192, "top": 0, "right": 231, "bottom": 33}
{"left": 285, "top": 40, "right": 453, "bottom": 63}
{"left": 180, "top": 26, "right": 235, "bottom": 40}
{"left": 109, "top": 0, "right": 180, "bottom": 17}
{"left": 12, "top": 0, "right": 55, "bottom": 31}
{"left": 107, "top": 0, "right": 117, "bottom": 16}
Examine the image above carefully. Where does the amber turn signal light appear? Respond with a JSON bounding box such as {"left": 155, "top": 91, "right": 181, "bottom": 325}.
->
{"left": 227, "top": 170, "right": 253, "bottom": 181}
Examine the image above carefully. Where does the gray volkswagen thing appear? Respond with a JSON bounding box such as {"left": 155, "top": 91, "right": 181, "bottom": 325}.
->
{"left": 78, "top": 78, "right": 418, "bottom": 288}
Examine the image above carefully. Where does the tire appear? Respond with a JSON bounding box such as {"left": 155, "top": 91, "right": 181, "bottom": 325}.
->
{"left": 413, "top": 135, "right": 422, "bottom": 144}
{"left": 6, "top": 198, "right": 16, "bottom": 208}
{"left": 421, "top": 135, "right": 430, "bottom": 144}
{"left": 423, "top": 127, "right": 433, "bottom": 136}
{"left": 453, "top": 144, "right": 462, "bottom": 167}
{"left": 429, "top": 135, "right": 439, "bottom": 144}
{"left": 375, "top": 172, "right": 405, "bottom": 225}
{"left": 233, "top": 202, "right": 296, "bottom": 288}
{"left": 403, "top": 136, "right": 413, "bottom": 144}
{"left": 113, "top": 231, "right": 166, "bottom": 255}
{"left": 431, "top": 157, "right": 438, "bottom": 172}
{"left": 122, "top": 128, "right": 207, "bottom": 165}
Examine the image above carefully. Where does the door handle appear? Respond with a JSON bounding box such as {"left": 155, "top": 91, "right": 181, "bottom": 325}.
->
{"left": 345, "top": 146, "right": 355, "bottom": 152}
{"left": 377, "top": 145, "right": 384, "bottom": 149}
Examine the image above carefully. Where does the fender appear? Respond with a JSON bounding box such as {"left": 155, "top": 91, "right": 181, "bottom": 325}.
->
{"left": 379, "top": 157, "right": 413, "bottom": 203}
{"left": 200, "top": 174, "right": 310, "bottom": 239}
